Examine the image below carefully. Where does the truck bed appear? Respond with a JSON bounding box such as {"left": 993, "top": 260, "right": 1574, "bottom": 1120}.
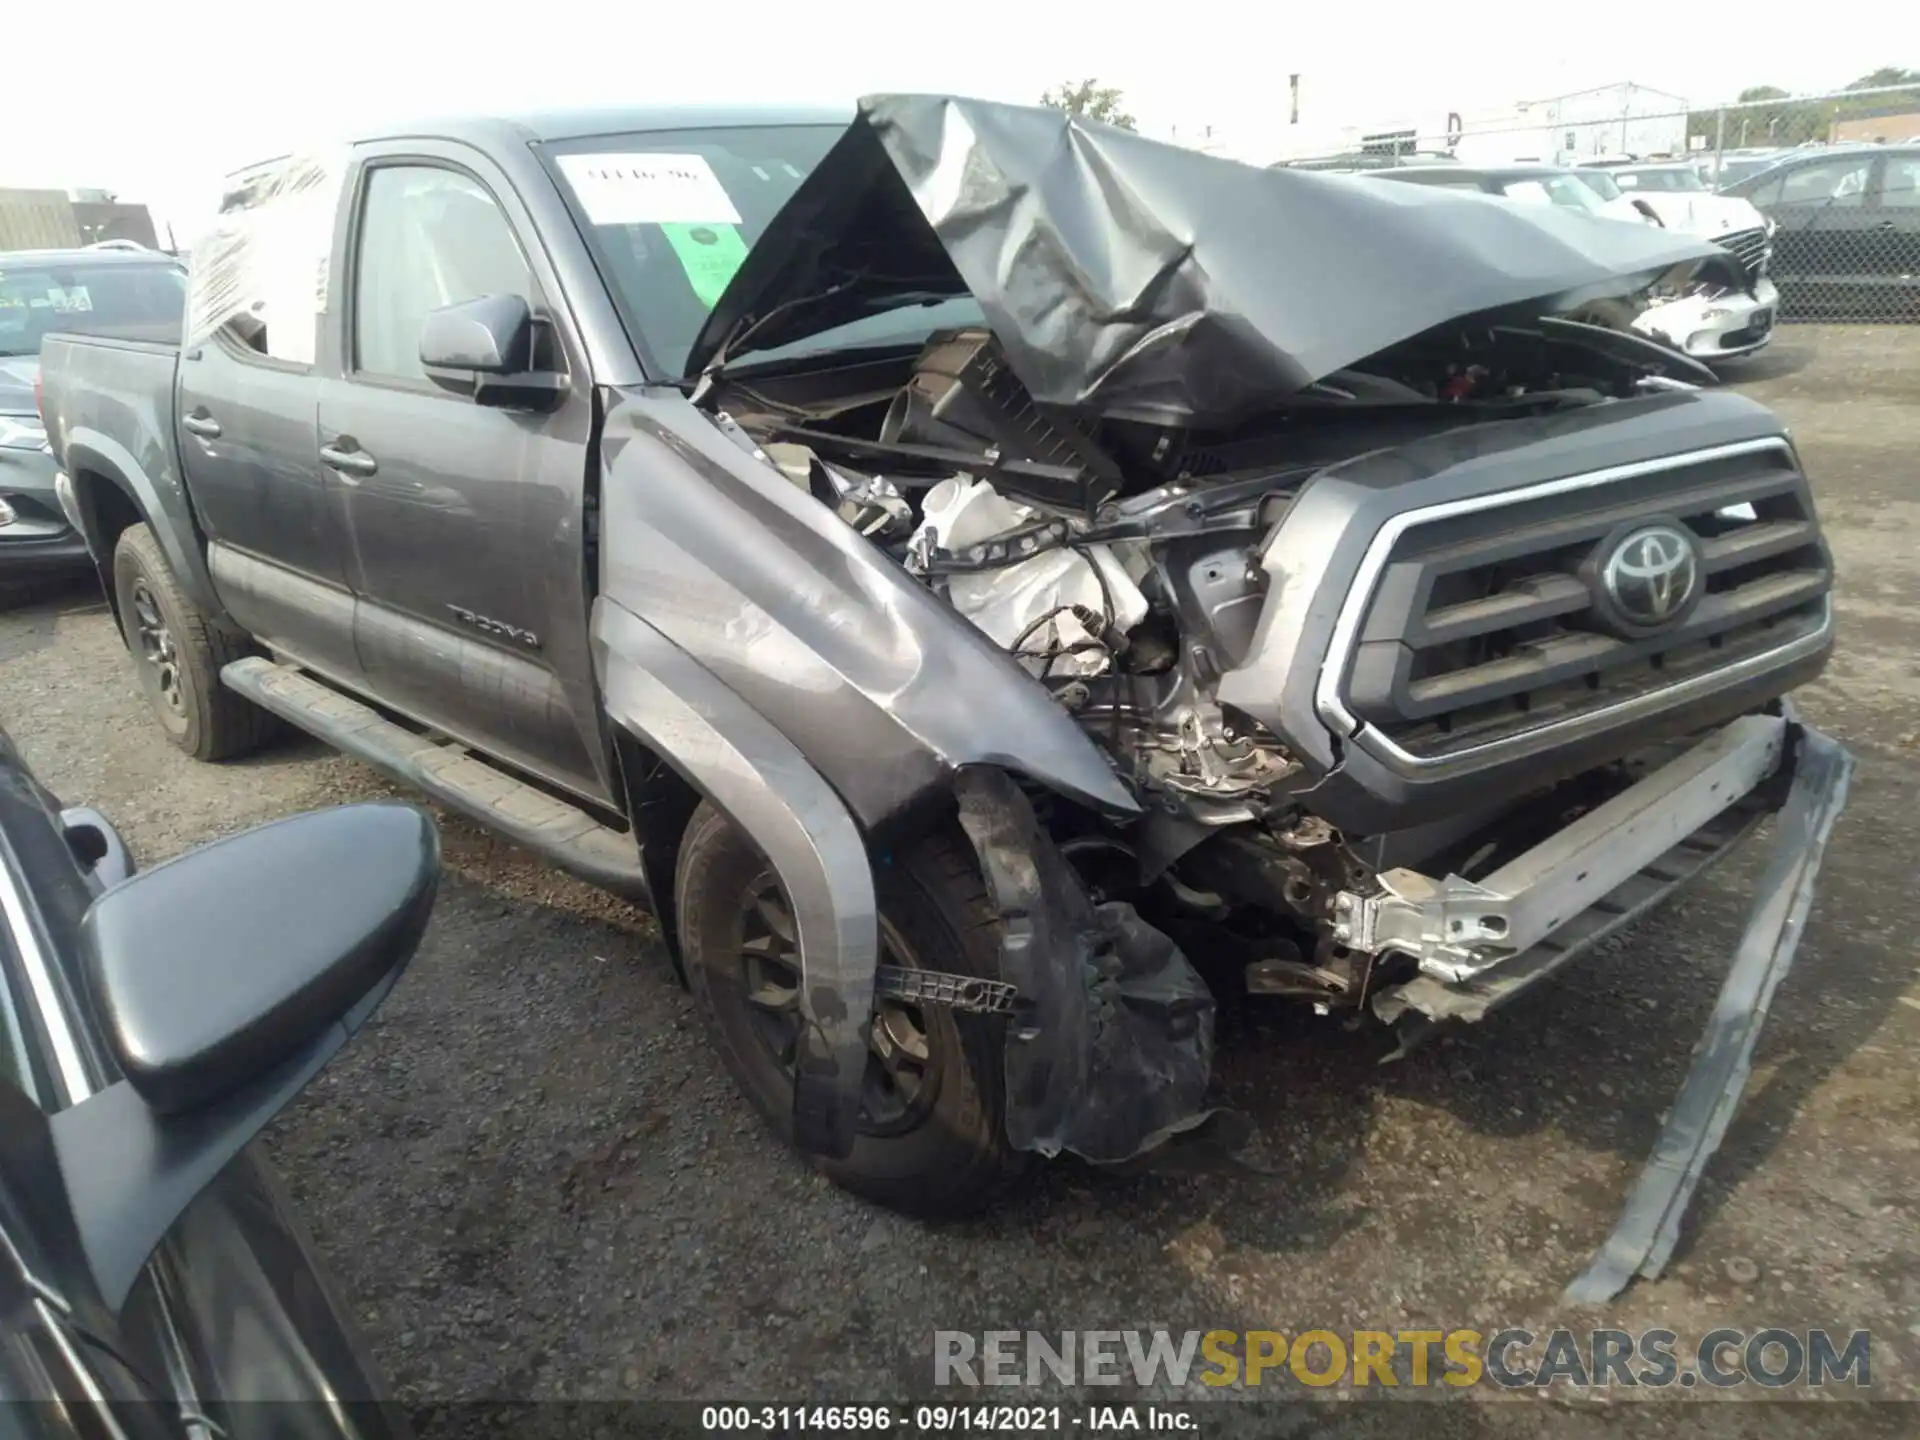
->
{"left": 39, "top": 332, "right": 218, "bottom": 617}
{"left": 39, "top": 332, "right": 181, "bottom": 462}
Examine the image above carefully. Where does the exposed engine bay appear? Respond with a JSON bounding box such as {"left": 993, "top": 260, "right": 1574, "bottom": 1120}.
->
{"left": 711, "top": 315, "right": 1713, "bottom": 1013}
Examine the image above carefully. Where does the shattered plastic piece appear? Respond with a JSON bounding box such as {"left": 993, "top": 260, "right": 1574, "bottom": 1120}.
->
{"left": 953, "top": 767, "right": 1229, "bottom": 1165}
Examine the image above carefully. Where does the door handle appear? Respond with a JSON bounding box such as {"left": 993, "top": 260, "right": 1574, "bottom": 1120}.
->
{"left": 181, "top": 413, "right": 221, "bottom": 439}
{"left": 319, "top": 442, "right": 379, "bottom": 479}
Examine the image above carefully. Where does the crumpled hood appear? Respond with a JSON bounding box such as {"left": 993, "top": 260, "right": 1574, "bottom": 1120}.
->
{"left": 687, "top": 94, "right": 1733, "bottom": 427}
{"left": 1626, "top": 191, "right": 1769, "bottom": 239}
{"left": 0, "top": 355, "right": 37, "bottom": 416}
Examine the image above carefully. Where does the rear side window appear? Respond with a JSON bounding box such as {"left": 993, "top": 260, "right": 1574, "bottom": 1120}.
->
{"left": 1761, "top": 157, "right": 1872, "bottom": 208}
{"left": 0, "top": 263, "right": 185, "bottom": 359}
{"left": 351, "top": 165, "right": 536, "bottom": 383}
{"left": 1880, "top": 156, "right": 1920, "bottom": 208}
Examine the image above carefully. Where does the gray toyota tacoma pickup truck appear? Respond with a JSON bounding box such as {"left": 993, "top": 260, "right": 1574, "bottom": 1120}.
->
{"left": 37, "top": 95, "right": 1851, "bottom": 1298}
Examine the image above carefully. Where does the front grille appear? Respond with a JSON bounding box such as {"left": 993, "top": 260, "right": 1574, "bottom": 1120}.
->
{"left": 1718, "top": 225, "right": 1771, "bottom": 282}
{"left": 1340, "top": 440, "right": 1831, "bottom": 762}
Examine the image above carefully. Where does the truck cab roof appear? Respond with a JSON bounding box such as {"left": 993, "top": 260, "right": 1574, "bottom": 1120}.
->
{"left": 227, "top": 104, "right": 859, "bottom": 182}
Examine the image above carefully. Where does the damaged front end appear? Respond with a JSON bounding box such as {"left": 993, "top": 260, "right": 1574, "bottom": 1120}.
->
{"left": 591, "top": 94, "right": 1846, "bottom": 1274}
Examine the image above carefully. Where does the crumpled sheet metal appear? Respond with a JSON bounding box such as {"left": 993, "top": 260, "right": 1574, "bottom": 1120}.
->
{"left": 953, "top": 766, "right": 1224, "bottom": 1165}
{"left": 1566, "top": 722, "right": 1853, "bottom": 1304}
{"left": 869, "top": 96, "right": 1730, "bottom": 425}
{"left": 695, "top": 94, "right": 1734, "bottom": 428}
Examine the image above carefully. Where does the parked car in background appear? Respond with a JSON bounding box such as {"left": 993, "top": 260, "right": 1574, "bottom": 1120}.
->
{"left": 1721, "top": 143, "right": 1920, "bottom": 320}
{"left": 0, "top": 723, "right": 437, "bottom": 1435}
{"left": 1701, "top": 149, "right": 1793, "bottom": 190}
{"left": 1375, "top": 165, "right": 1779, "bottom": 363}
{"left": 1376, "top": 162, "right": 1640, "bottom": 217}
{"left": 1271, "top": 151, "right": 1461, "bottom": 172}
{"left": 1, "top": 248, "right": 186, "bottom": 601}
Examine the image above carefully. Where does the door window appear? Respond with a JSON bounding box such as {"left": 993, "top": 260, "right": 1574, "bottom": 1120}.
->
{"left": 351, "top": 165, "right": 536, "bottom": 383}
{"left": 1879, "top": 156, "right": 1920, "bottom": 208}
{"left": 1775, "top": 157, "right": 1872, "bottom": 207}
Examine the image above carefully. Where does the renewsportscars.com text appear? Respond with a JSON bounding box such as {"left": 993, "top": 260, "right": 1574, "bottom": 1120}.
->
{"left": 933, "top": 1328, "right": 1872, "bottom": 1390}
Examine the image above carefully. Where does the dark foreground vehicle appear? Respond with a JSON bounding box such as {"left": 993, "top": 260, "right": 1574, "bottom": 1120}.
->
{"left": 0, "top": 725, "right": 437, "bottom": 1435}
{"left": 0, "top": 249, "right": 186, "bottom": 600}
{"left": 38, "top": 96, "right": 1851, "bottom": 1298}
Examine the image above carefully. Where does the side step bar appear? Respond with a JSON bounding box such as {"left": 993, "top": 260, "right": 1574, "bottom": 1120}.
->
{"left": 222, "top": 657, "right": 648, "bottom": 898}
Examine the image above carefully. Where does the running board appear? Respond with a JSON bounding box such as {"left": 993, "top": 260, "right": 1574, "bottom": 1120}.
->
{"left": 221, "top": 657, "right": 647, "bottom": 897}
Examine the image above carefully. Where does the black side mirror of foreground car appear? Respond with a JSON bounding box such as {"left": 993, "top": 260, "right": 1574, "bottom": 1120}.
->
{"left": 51, "top": 803, "right": 439, "bottom": 1311}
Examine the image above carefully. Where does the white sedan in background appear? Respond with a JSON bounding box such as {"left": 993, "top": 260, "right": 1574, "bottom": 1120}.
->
{"left": 1573, "top": 164, "right": 1781, "bottom": 362}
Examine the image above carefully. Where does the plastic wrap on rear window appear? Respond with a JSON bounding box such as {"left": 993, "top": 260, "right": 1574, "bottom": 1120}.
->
{"left": 185, "top": 151, "right": 346, "bottom": 365}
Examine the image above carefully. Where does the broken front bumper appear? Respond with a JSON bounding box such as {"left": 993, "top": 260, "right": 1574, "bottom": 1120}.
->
{"left": 1347, "top": 707, "right": 1852, "bottom": 1301}
{"left": 1636, "top": 276, "right": 1781, "bottom": 359}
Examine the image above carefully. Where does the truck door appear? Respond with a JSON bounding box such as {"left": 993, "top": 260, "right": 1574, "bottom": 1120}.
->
{"left": 174, "top": 309, "right": 363, "bottom": 684}
{"left": 315, "top": 142, "right": 610, "bottom": 805}
{"left": 1749, "top": 151, "right": 1878, "bottom": 318}
{"left": 1867, "top": 151, "right": 1920, "bottom": 322}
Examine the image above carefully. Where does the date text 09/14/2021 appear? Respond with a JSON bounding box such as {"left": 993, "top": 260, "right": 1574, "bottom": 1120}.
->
{"left": 700, "top": 1405, "right": 1193, "bottom": 1433}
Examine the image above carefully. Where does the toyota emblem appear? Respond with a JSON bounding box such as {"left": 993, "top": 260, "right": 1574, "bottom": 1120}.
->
{"left": 1597, "top": 522, "right": 1702, "bottom": 631}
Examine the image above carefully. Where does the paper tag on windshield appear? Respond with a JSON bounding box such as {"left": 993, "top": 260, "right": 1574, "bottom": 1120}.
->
{"left": 557, "top": 153, "right": 742, "bottom": 226}
{"left": 660, "top": 223, "right": 750, "bottom": 309}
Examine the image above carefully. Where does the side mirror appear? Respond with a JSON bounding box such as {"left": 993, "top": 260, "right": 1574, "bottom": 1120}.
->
{"left": 420, "top": 294, "right": 567, "bottom": 412}
{"left": 51, "top": 803, "right": 439, "bottom": 1309}
{"left": 420, "top": 293, "right": 531, "bottom": 374}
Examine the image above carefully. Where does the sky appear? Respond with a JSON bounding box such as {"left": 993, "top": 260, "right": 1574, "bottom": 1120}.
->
{"left": 6, "top": 0, "right": 1901, "bottom": 243}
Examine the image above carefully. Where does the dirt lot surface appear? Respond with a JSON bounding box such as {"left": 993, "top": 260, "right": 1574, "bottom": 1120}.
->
{"left": 3, "top": 328, "right": 1915, "bottom": 1433}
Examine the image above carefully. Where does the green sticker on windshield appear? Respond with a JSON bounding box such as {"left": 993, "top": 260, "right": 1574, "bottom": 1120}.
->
{"left": 660, "top": 222, "right": 750, "bottom": 309}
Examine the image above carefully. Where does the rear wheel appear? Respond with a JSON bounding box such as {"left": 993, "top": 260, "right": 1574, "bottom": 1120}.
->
{"left": 675, "top": 802, "right": 1030, "bottom": 1216}
{"left": 111, "top": 524, "right": 274, "bottom": 761}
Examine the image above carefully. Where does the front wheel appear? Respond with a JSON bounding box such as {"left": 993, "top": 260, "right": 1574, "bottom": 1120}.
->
{"left": 675, "top": 802, "right": 1031, "bottom": 1217}
{"left": 112, "top": 524, "right": 274, "bottom": 761}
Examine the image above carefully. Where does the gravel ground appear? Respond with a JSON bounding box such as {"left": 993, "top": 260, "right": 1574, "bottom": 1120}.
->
{"left": 2, "top": 327, "right": 1915, "bottom": 1431}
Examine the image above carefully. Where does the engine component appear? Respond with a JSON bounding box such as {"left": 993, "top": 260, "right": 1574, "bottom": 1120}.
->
{"left": 909, "top": 476, "right": 1148, "bottom": 680}
{"left": 882, "top": 329, "right": 1124, "bottom": 513}
{"left": 808, "top": 455, "right": 914, "bottom": 539}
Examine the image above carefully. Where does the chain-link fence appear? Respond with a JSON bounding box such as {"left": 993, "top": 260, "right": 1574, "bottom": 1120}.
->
{"left": 1276, "top": 82, "right": 1920, "bottom": 325}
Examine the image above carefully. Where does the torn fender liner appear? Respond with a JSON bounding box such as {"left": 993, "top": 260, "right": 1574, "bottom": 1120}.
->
{"left": 1566, "top": 722, "right": 1853, "bottom": 1304}
{"left": 687, "top": 94, "right": 1729, "bottom": 427}
{"left": 952, "top": 767, "right": 1227, "bottom": 1164}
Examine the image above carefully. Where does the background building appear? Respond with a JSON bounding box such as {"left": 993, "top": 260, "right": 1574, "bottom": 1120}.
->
{"left": 0, "top": 188, "right": 81, "bottom": 249}
{"left": 1, "top": 187, "right": 160, "bottom": 251}
{"left": 1254, "top": 79, "right": 1692, "bottom": 168}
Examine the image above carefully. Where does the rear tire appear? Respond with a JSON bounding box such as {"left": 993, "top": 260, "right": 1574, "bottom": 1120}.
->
{"left": 111, "top": 524, "right": 274, "bottom": 761}
{"left": 676, "top": 801, "right": 1031, "bottom": 1217}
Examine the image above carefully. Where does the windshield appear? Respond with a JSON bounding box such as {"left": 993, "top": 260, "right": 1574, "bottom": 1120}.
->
{"left": 1573, "top": 170, "right": 1624, "bottom": 201}
{"left": 1614, "top": 167, "right": 1706, "bottom": 192}
{"left": 1498, "top": 174, "right": 1609, "bottom": 213}
{"left": 543, "top": 123, "right": 982, "bottom": 377}
{"left": 0, "top": 261, "right": 186, "bottom": 357}
{"left": 1716, "top": 155, "right": 1787, "bottom": 189}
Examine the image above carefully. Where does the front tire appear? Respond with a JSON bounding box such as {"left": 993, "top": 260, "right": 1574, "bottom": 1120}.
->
{"left": 112, "top": 524, "right": 274, "bottom": 761}
{"left": 675, "top": 801, "right": 1031, "bottom": 1217}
